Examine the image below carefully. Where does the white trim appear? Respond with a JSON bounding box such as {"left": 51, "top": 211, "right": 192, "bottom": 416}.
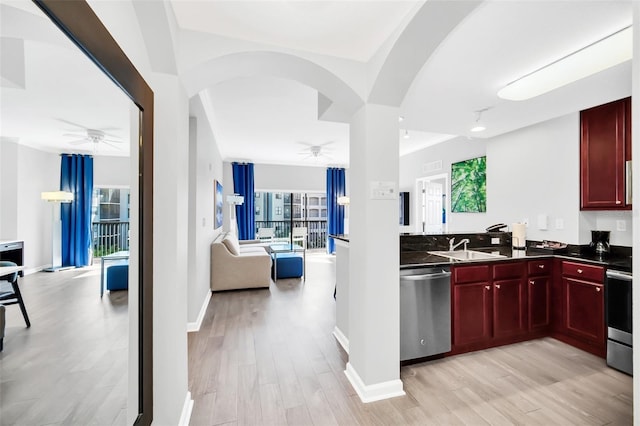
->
{"left": 344, "top": 362, "right": 405, "bottom": 403}
{"left": 178, "top": 391, "right": 194, "bottom": 426}
{"left": 332, "top": 326, "right": 349, "bottom": 354}
{"left": 187, "top": 290, "right": 211, "bottom": 332}
{"left": 335, "top": 239, "right": 349, "bottom": 248}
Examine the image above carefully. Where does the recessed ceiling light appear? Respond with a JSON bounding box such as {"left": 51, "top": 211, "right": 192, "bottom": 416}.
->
{"left": 404, "top": 129, "right": 410, "bottom": 139}
{"left": 498, "top": 26, "right": 632, "bottom": 101}
{"left": 470, "top": 109, "right": 488, "bottom": 132}
{"left": 399, "top": 116, "right": 405, "bottom": 122}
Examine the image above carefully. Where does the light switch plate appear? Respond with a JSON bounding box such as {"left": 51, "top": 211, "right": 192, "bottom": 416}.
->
{"left": 370, "top": 181, "right": 398, "bottom": 200}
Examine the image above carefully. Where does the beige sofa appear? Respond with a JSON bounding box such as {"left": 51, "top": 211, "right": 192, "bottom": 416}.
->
{"left": 210, "top": 233, "right": 272, "bottom": 291}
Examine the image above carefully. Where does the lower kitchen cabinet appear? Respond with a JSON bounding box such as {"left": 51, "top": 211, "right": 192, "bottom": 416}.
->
{"left": 493, "top": 279, "right": 526, "bottom": 339}
{"left": 564, "top": 277, "right": 605, "bottom": 345}
{"left": 453, "top": 281, "right": 492, "bottom": 346}
{"left": 528, "top": 275, "right": 551, "bottom": 331}
{"left": 527, "top": 259, "right": 552, "bottom": 333}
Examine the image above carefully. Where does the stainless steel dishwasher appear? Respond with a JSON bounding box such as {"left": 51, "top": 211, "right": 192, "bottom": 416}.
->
{"left": 400, "top": 267, "right": 451, "bottom": 361}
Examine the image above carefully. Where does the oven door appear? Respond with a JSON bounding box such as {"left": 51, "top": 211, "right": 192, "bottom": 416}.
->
{"left": 606, "top": 269, "right": 633, "bottom": 343}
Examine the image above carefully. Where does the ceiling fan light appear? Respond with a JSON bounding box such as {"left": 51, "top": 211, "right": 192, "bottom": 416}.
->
{"left": 498, "top": 26, "right": 632, "bottom": 101}
{"left": 470, "top": 124, "right": 486, "bottom": 132}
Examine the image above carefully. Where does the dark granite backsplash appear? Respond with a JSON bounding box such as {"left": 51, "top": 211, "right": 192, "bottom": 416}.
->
{"left": 400, "top": 232, "right": 512, "bottom": 252}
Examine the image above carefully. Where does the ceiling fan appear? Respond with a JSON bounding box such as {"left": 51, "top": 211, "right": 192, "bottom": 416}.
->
{"left": 63, "top": 128, "right": 123, "bottom": 150}
{"left": 297, "top": 141, "right": 334, "bottom": 161}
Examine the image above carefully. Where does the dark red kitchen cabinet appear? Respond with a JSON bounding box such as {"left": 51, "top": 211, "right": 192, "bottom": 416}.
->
{"left": 580, "top": 97, "right": 632, "bottom": 210}
{"left": 564, "top": 277, "right": 605, "bottom": 345}
{"left": 493, "top": 278, "right": 526, "bottom": 338}
{"left": 528, "top": 275, "right": 550, "bottom": 332}
{"left": 453, "top": 281, "right": 492, "bottom": 346}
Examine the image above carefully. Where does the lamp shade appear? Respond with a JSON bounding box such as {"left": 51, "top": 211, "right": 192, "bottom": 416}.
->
{"left": 41, "top": 191, "right": 74, "bottom": 203}
{"left": 226, "top": 194, "right": 244, "bottom": 205}
{"left": 337, "top": 196, "right": 350, "bottom": 206}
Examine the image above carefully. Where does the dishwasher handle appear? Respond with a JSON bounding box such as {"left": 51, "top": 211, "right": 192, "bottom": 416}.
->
{"left": 400, "top": 271, "right": 451, "bottom": 281}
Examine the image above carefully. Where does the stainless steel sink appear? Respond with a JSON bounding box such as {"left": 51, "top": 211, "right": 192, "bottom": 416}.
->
{"left": 428, "top": 250, "right": 505, "bottom": 261}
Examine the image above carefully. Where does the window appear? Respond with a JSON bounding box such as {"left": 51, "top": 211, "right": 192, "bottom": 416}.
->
{"left": 92, "top": 188, "right": 130, "bottom": 222}
{"left": 275, "top": 206, "right": 282, "bottom": 215}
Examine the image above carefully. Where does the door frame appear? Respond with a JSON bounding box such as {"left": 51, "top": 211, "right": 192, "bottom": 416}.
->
{"left": 34, "top": 1, "right": 155, "bottom": 425}
{"left": 416, "top": 173, "right": 449, "bottom": 234}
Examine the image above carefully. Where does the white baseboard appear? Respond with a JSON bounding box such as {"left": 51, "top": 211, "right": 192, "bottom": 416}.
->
{"left": 187, "top": 290, "right": 211, "bottom": 333}
{"left": 332, "top": 326, "right": 349, "bottom": 354}
{"left": 178, "top": 391, "right": 194, "bottom": 426}
{"left": 344, "top": 362, "right": 405, "bottom": 403}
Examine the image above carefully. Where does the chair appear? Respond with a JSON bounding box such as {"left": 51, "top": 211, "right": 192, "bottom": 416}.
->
{"left": 257, "top": 227, "right": 276, "bottom": 242}
{"left": 292, "top": 226, "right": 307, "bottom": 249}
{"left": 0, "top": 261, "right": 30, "bottom": 327}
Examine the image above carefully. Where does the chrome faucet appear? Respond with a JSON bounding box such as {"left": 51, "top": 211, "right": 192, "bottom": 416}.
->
{"left": 449, "top": 237, "right": 470, "bottom": 251}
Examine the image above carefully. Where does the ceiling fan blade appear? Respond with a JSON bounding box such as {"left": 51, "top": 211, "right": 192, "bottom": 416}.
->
{"left": 69, "top": 139, "right": 89, "bottom": 145}
{"left": 102, "top": 141, "right": 121, "bottom": 150}
{"left": 56, "top": 118, "right": 90, "bottom": 129}
{"left": 318, "top": 141, "right": 334, "bottom": 147}
{"left": 103, "top": 138, "right": 123, "bottom": 143}
{"left": 295, "top": 141, "right": 314, "bottom": 147}
{"left": 62, "top": 132, "right": 86, "bottom": 138}
{"left": 101, "top": 131, "right": 123, "bottom": 140}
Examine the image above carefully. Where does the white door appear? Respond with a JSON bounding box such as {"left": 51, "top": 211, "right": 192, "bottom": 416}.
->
{"left": 424, "top": 181, "right": 444, "bottom": 233}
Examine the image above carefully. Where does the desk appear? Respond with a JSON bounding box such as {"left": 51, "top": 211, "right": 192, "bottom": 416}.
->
{"left": 100, "top": 251, "right": 129, "bottom": 297}
{"left": 267, "top": 243, "right": 305, "bottom": 282}
{"left": 0, "top": 241, "right": 24, "bottom": 277}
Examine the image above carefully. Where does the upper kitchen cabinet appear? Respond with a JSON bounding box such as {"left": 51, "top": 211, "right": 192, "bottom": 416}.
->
{"left": 580, "top": 97, "right": 632, "bottom": 210}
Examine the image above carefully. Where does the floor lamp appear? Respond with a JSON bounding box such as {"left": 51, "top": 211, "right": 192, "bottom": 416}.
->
{"left": 337, "top": 196, "right": 350, "bottom": 234}
{"left": 226, "top": 194, "right": 244, "bottom": 236}
{"left": 41, "top": 191, "right": 74, "bottom": 272}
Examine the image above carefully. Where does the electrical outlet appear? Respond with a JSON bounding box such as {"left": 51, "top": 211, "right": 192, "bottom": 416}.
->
{"left": 491, "top": 237, "right": 500, "bottom": 245}
{"left": 617, "top": 220, "right": 626, "bottom": 232}
{"left": 555, "top": 218, "right": 564, "bottom": 230}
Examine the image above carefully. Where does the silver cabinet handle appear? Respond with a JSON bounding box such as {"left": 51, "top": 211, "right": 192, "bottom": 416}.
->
{"left": 530, "top": 280, "right": 535, "bottom": 285}
{"left": 485, "top": 285, "right": 491, "bottom": 290}
{"left": 538, "top": 264, "right": 545, "bottom": 269}
{"left": 626, "top": 160, "right": 632, "bottom": 205}
{"left": 495, "top": 284, "right": 501, "bottom": 289}
{"left": 616, "top": 200, "right": 622, "bottom": 205}
{"left": 596, "top": 287, "right": 601, "bottom": 292}
{"left": 577, "top": 269, "right": 583, "bottom": 274}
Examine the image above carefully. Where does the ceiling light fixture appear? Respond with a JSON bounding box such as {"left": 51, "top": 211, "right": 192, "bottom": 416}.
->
{"left": 498, "top": 25, "right": 632, "bottom": 101}
{"left": 470, "top": 109, "right": 488, "bottom": 133}
{"left": 404, "top": 129, "right": 410, "bottom": 139}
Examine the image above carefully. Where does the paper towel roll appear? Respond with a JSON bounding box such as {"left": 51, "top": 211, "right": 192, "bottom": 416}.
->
{"left": 512, "top": 223, "right": 526, "bottom": 249}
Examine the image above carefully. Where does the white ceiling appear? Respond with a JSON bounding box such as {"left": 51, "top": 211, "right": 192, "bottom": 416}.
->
{"left": 0, "top": 0, "right": 634, "bottom": 167}
{"left": 0, "top": 1, "right": 131, "bottom": 157}
{"left": 170, "top": 1, "right": 419, "bottom": 62}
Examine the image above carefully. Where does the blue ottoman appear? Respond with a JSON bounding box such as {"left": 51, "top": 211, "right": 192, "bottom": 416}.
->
{"left": 272, "top": 252, "right": 303, "bottom": 279}
{"left": 106, "top": 264, "right": 129, "bottom": 291}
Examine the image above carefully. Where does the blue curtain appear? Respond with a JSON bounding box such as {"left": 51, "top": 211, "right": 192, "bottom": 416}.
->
{"left": 232, "top": 162, "right": 255, "bottom": 240}
{"left": 326, "top": 167, "right": 345, "bottom": 254}
{"left": 60, "top": 154, "right": 94, "bottom": 267}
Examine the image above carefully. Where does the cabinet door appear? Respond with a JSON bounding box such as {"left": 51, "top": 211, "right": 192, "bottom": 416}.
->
{"left": 453, "top": 282, "right": 492, "bottom": 346}
{"left": 493, "top": 279, "right": 526, "bottom": 339}
{"left": 580, "top": 98, "right": 630, "bottom": 210}
{"left": 528, "top": 276, "right": 550, "bottom": 332}
{"left": 564, "top": 277, "right": 605, "bottom": 344}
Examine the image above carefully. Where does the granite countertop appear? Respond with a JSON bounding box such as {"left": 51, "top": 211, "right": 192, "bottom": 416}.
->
{"left": 400, "top": 246, "right": 632, "bottom": 273}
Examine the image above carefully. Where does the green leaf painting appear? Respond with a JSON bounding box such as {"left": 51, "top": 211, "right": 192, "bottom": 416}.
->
{"left": 451, "top": 156, "right": 486, "bottom": 213}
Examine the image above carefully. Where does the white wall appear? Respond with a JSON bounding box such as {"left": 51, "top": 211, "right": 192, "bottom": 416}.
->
{"left": 400, "top": 112, "right": 633, "bottom": 246}
{"left": 399, "top": 136, "right": 488, "bottom": 233}
{"left": 187, "top": 95, "right": 223, "bottom": 326}
{"left": 93, "top": 155, "right": 130, "bottom": 187}
{"left": 254, "top": 163, "right": 326, "bottom": 192}
{"left": 1, "top": 141, "right": 58, "bottom": 271}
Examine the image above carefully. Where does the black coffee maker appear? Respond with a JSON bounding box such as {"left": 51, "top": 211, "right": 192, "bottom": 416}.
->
{"left": 590, "top": 230, "right": 611, "bottom": 255}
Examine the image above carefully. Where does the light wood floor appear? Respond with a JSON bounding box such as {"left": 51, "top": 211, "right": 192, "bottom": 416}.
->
{"left": 188, "top": 252, "right": 633, "bottom": 425}
{"left": 0, "top": 265, "right": 128, "bottom": 425}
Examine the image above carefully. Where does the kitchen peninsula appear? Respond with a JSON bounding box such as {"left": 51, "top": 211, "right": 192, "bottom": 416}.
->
{"left": 333, "top": 232, "right": 632, "bottom": 367}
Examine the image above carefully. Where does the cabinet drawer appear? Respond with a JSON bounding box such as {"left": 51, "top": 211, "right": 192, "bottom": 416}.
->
{"left": 453, "top": 265, "right": 490, "bottom": 284}
{"left": 528, "top": 259, "right": 552, "bottom": 276}
{"left": 493, "top": 262, "right": 525, "bottom": 280}
{"left": 562, "top": 261, "right": 604, "bottom": 282}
